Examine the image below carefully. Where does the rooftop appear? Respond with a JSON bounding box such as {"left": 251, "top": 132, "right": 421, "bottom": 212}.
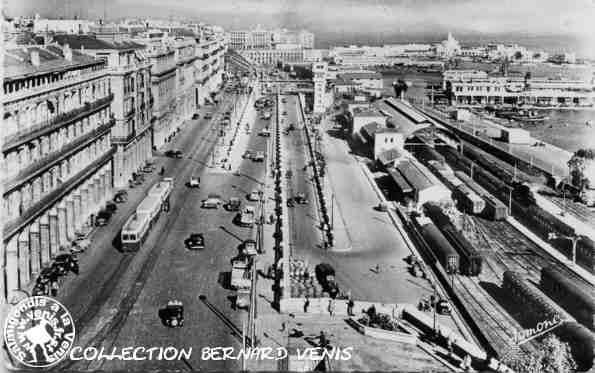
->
{"left": 353, "top": 107, "right": 383, "bottom": 117}
{"left": 338, "top": 72, "right": 383, "bottom": 80}
{"left": 375, "top": 99, "right": 433, "bottom": 139}
{"left": 4, "top": 45, "right": 104, "bottom": 79}
{"left": 52, "top": 34, "right": 146, "bottom": 51}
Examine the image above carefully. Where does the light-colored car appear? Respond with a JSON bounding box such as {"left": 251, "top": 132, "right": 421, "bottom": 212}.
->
{"left": 202, "top": 194, "right": 223, "bottom": 209}
{"left": 247, "top": 190, "right": 260, "bottom": 201}
{"left": 239, "top": 206, "right": 256, "bottom": 227}
{"left": 188, "top": 177, "right": 200, "bottom": 188}
{"left": 252, "top": 152, "right": 265, "bottom": 162}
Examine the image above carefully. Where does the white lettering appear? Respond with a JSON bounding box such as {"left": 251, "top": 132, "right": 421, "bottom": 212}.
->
{"left": 163, "top": 347, "right": 178, "bottom": 361}
{"left": 133, "top": 347, "right": 146, "bottom": 360}
{"left": 69, "top": 347, "right": 83, "bottom": 361}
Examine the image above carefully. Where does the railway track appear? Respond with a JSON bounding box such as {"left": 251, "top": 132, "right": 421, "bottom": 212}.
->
{"left": 473, "top": 218, "right": 553, "bottom": 282}
{"left": 452, "top": 275, "right": 537, "bottom": 358}
{"left": 545, "top": 195, "right": 595, "bottom": 227}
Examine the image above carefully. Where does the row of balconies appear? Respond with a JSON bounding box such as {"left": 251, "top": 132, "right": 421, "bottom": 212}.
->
{"left": 3, "top": 120, "right": 115, "bottom": 195}
{"left": 4, "top": 146, "right": 116, "bottom": 240}
{"left": 3, "top": 94, "right": 114, "bottom": 153}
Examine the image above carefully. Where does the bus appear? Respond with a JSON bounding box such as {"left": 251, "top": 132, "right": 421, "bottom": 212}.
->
{"left": 121, "top": 178, "right": 174, "bottom": 252}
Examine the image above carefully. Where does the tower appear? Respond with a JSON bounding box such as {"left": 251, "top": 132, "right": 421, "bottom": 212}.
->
{"left": 312, "top": 62, "right": 327, "bottom": 114}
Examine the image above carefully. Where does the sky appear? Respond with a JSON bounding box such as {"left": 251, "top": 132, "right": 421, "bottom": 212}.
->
{"left": 5, "top": 0, "right": 595, "bottom": 56}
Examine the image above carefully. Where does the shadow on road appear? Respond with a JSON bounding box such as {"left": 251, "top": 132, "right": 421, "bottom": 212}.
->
{"left": 219, "top": 225, "right": 244, "bottom": 241}
{"left": 199, "top": 295, "right": 251, "bottom": 345}
{"left": 218, "top": 271, "right": 233, "bottom": 290}
{"left": 111, "top": 229, "right": 123, "bottom": 252}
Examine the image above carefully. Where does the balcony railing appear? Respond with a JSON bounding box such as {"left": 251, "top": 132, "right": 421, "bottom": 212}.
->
{"left": 3, "top": 146, "right": 116, "bottom": 242}
{"left": 3, "top": 94, "right": 114, "bottom": 153}
{"left": 4, "top": 69, "right": 109, "bottom": 104}
{"left": 3, "top": 119, "right": 115, "bottom": 196}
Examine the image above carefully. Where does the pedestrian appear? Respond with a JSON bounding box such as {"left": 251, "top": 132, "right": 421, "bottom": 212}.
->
{"left": 328, "top": 299, "right": 335, "bottom": 317}
{"left": 347, "top": 299, "right": 355, "bottom": 316}
{"left": 303, "top": 296, "right": 310, "bottom": 313}
{"left": 375, "top": 264, "right": 380, "bottom": 273}
{"left": 280, "top": 322, "right": 286, "bottom": 332}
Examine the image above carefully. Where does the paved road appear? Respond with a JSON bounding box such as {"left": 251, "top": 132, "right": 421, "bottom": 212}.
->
{"left": 282, "top": 96, "right": 451, "bottom": 312}
{"left": 79, "top": 92, "right": 272, "bottom": 372}
{"left": 51, "top": 89, "right": 276, "bottom": 372}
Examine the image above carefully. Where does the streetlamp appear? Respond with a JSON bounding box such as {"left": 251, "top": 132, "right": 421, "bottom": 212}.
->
{"left": 548, "top": 233, "right": 583, "bottom": 264}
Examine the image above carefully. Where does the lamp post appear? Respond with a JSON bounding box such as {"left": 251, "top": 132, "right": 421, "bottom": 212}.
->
{"left": 548, "top": 232, "right": 582, "bottom": 264}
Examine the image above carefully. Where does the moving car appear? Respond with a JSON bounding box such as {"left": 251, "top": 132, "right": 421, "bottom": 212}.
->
{"left": 188, "top": 177, "right": 200, "bottom": 188}
{"left": 192, "top": 113, "right": 200, "bottom": 120}
{"left": 202, "top": 194, "right": 223, "bottom": 209}
{"left": 294, "top": 193, "right": 308, "bottom": 204}
{"left": 225, "top": 197, "right": 241, "bottom": 211}
{"left": 159, "top": 300, "right": 184, "bottom": 327}
{"left": 165, "top": 150, "right": 183, "bottom": 158}
{"left": 252, "top": 152, "right": 265, "bottom": 162}
{"left": 185, "top": 233, "right": 205, "bottom": 250}
{"left": 259, "top": 128, "right": 271, "bottom": 137}
{"left": 114, "top": 190, "right": 128, "bottom": 203}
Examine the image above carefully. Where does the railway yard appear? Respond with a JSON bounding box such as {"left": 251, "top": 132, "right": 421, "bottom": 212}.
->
{"left": 363, "top": 98, "right": 595, "bottom": 371}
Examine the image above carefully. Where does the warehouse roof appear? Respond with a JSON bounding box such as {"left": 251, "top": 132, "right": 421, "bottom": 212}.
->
{"left": 385, "top": 97, "right": 429, "bottom": 123}
{"left": 376, "top": 99, "right": 432, "bottom": 139}
{"left": 394, "top": 158, "right": 442, "bottom": 192}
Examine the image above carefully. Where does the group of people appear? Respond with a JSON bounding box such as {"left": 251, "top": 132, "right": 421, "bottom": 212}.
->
{"left": 302, "top": 293, "right": 355, "bottom": 317}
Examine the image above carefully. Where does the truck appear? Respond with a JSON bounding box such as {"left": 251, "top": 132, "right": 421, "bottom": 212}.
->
{"left": 240, "top": 206, "right": 256, "bottom": 227}
{"left": 230, "top": 256, "right": 251, "bottom": 290}
{"left": 315, "top": 263, "right": 340, "bottom": 298}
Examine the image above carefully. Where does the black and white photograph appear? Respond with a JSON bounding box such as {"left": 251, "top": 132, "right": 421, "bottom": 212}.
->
{"left": 1, "top": 0, "right": 594, "bottom": 372}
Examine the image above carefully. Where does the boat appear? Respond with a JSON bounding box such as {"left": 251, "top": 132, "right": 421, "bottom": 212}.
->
{"left": 509, "top": 110, "right": 549, "bottom": 122}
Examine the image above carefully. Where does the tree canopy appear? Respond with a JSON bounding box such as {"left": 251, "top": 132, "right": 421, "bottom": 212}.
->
{"left": 502, "top": 334, "right": 576, "bottom": 373}
{"left": 568, "top": 148, "right": 595, "bottom": 191}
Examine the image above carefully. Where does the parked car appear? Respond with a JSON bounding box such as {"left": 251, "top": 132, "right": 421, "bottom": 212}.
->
{"left": 185, "top": 233, "right": 205, "bottom": 250}
{"left": 252, "top": 152, "right": 265, "bottom": 162}
{"left": 282, "top": 111, "right": 287, "bottom": 115}
{"left": 436, "top": 299, "right": 451, "bottom": 315}
{"left": 105, "top": 201, "right": 118, "bottom": 213}
{"left": 95, "top": 210, "right": 112, "bottom": 226}
{"left": 259, "top": 128, "right": 271, "bottom": 137}
{"left": 53, "top": 254, "right": 79, "bottom": 275}
{"left": 114, "top": 190, "right": 128, "bottom": 203}
{"left": 192, "top": 113, "right": 200, "bottom": 120}
{"left": 188, "top": 177, "right": 200, "bottom": 188}
{"left": 294, "top": 193, "right": 308, "bottom": 204}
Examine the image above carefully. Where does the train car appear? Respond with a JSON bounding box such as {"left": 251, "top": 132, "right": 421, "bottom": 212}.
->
{"left": 418, "top": 219, "right": 460, "bottom": 274}
{"left": 454, "top": 184, "right": 485, "bottom": 214}
{"left": 424, "top": 203, "right": 483, "bottom": 276}
{"left": 540, "top": 265, "right": 595, "bottom": 331}
{"left": 121, "top": 212, "right": 151, "bottom": 251}
{"left": 455, "top": 171, "right": 507, "bottom": 220}
{"left": 415, "top": 144, "right": 446, "bottom": 165}
{"left": 576, "top": 238, "right": 595, "bottom": 274}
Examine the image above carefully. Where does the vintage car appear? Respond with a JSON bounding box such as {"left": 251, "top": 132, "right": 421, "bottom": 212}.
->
{"left": 185, "top": 233, "right": 205, "bottom": 250}
{"left": 53, "top": 254, "right": 79, "bottom": 275}
{"left": 225, "top": 197, "right": 241, "bottom": 212}
{"left": 247, "top": 190, "right": 260, "bottom": 201}
{"left": 188, "top": 177, "right": 200, "bottom": 188}
{"left": 159, "top": 300, "right": 184, "bottom": 327}
{"left": 202, "top": 194, "right": 223, "bottom": 209}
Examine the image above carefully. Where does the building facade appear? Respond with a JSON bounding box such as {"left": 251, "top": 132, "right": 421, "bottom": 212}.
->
{"left": 239, "top": 48, "right": 304, "bottom": 66}
{"left": 54, "top": 35, "right": 153, "bottom": 189}
{"left": 313, "top": 62, "right": 328, "bottom": 114}
{"left": 2, "top": 45, "right": 114, "bottom": 303}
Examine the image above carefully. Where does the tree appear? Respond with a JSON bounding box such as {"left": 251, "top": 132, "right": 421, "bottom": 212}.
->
{"left": 514, "top": 51, "right": 523, "bottom": 60}
{"left": 533, "top": 53, "right": 541, "bottom": 59}
{"left": 392, "top": 79, "right": 409, "bottom": 98}
{"left": 568, "top": 148, "right": 595, "bottom": 192}
{"left": 502, "top": 335, "right": 576, "bottom": 373}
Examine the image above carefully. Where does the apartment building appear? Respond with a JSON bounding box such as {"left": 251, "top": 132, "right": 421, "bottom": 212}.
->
{"left": 54, "top": 35, "right": 153, "bottom": 189}
{"left": 2, "top": 45, "right": 114, "bottom": 303}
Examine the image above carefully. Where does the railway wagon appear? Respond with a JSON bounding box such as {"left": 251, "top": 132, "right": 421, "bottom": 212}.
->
{"left": 424, "top": 203, "right": 482, "bottom": 276}
{"left": 455, "top": 171, "right": 507, "bottom": 220}
{"left": 415, "top": 144, "right": 446, "bottom": 165}
{"left": 540, "top": 265, "right": 595, "bottom": 331}
{"left": 502, "top": 271, "right": 594, "bottom": 371}
{"left": 453, "top": 183, "right": 485, "bottom": 214}
{"left": 418, "top": 219, "right": 460, "bottom": 274}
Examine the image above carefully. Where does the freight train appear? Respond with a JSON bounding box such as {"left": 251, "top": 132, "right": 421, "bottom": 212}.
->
{"left": 502, "top": 270, "right": 594, "bottom": 371}
{"left": 423, "top": 203, "right": 483, "bottom": 276}
{"left": 437, "top": 143, "right": 595, "bottom": 274}
{"left": 540, "top": 265, "right": 595, "bottom": 331}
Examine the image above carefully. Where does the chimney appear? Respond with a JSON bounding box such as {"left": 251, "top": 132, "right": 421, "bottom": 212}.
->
{"left": 30, "top": 50, "right": 40, "bottom": 67}
{"left": 64, "top": 44, "right": 73, "bottom": 61}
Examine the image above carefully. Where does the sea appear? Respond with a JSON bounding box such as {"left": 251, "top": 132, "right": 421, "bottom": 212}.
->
{"left": 379, "top": 63, "right": 595, "bottom": 154}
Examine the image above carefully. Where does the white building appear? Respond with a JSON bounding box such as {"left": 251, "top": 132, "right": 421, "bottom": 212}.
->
{"left": 313, "top": 62, "right": 328, "bottom": 114}
{"left": 33, "top": 17, "right": 93, "bottom": 34}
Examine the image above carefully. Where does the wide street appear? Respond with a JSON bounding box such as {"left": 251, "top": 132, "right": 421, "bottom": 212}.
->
{"left": 52, "top": 81, "right": 275, "bottom": 372}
